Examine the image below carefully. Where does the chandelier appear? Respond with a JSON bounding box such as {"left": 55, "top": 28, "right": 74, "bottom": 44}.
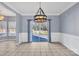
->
{"left": 34, "top": 2, "right": 47, "bottom": 23}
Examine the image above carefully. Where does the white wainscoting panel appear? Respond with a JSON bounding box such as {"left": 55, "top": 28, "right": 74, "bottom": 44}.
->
{"left": 61, "top": 33, "right": 79, "bottom": 55}
{"left": 19, "top": 33, "right": 28, "bottom": 44}
{"left": 51, "top": 33, "right": 61, "bottom": 42}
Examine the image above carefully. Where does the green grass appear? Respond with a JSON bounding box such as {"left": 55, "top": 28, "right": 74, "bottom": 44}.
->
{"left": 32, "top": 30, "right": 48, "bottom": 35}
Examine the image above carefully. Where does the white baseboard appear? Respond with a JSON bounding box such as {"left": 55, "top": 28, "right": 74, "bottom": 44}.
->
{"left": 19, "top": 33, "right": 28, "bottom": 44}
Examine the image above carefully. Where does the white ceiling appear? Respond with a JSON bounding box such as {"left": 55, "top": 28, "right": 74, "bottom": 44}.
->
{"left": 1, "top": 2, "right": 77, "bottom": 16}
{"left": 4, "top": 2, "right": 77, "bottom": 16}
{"left": 0, "top": 3, "right": 16, "bottom": 16}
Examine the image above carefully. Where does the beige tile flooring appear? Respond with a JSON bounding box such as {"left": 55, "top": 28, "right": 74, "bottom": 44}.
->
{"left": 0, "top": 40, "right": 78, "bottom": 56}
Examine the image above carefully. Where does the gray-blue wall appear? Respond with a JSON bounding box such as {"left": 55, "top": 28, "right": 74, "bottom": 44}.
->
{"left": 22, "top": 16, "right": 33, "bottom": 32}
{"left": 21, "top": 16, "right": 60, "bottom": 33}
{"left": 48, "top": 16, "right": 60, "bottom": 32}
{"left": 60, "top": 3, "right": 79, "bottom": 36}
{"left": 16, "top": 14, "right": 22, "bottom": 43}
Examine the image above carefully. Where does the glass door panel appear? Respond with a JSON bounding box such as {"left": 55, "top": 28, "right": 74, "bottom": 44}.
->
{"left": 32, "top": 21, "right": 48, "bottom": 42}
{"left": 0, "top": 21, "right": 7, "bottom": 38}
{"left": 8, "top": 21, "right": 16, "bottom": 36}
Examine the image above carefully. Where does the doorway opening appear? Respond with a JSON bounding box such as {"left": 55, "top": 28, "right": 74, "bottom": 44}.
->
{"left": 31, "top": 21, "right": 49, "bottom": 42}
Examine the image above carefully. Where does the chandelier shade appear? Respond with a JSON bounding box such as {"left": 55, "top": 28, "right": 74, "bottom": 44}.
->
{"left": 34, "top": 7, "right": 47, "bottom": 23}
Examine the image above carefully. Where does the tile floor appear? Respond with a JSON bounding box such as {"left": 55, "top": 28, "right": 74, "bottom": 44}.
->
{"left": 0, "top": 40, "right": 78, "bottom": 56}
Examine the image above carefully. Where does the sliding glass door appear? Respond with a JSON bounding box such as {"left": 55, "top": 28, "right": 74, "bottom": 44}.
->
{"left": 31, "top": 21, "right": 49, "bottom": 42}
{"left": 0, "top": 19, "right": 16, "bottom": 40}
{"left": 8, "top": 21, "right": 16, "bottom": 37}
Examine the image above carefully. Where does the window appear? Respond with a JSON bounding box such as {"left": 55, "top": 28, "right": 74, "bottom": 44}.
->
{"left": 8, "top": 21, "right": 16, "bottom": 36}
{"left": 0, "top": 21, "right": 7, "bottom": 37}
